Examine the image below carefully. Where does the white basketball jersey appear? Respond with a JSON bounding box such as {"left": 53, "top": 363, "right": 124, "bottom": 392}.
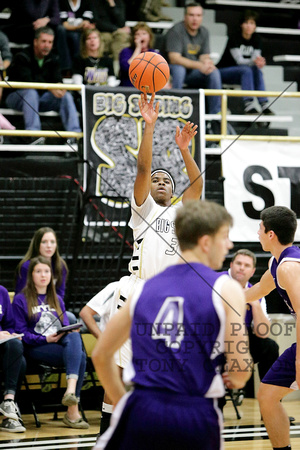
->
{"left": 128, "top": 193, "right": 182, "bottom": 280}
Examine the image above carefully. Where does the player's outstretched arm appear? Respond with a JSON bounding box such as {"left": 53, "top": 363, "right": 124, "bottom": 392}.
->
{"left": 245, "top": 269, "right": 275, "bottom": 303}
{"left": 92, "top": 301, "right": 131, "bottom": 406}
{"left": 175, "top": 122, "right": 203, "bottom": 203}
{"left": 134, "top": 93, "right": 160, "bottom": 207}
{"left": 222, "top": 278, "right": 253, "bottom": 389}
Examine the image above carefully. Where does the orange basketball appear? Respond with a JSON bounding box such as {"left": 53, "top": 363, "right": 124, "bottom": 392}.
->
{"left": 129, "top": 52, "right": 170, "bottom": 94}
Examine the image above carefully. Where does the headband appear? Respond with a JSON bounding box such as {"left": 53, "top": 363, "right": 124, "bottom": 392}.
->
{"left": 151, "top": 169, "right": 175, "bottom": 193}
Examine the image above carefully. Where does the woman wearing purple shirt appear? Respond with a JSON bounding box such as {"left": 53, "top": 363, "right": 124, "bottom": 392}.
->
{"left": 119, "top": 22, "right": 158, "bottom": 87}
{"left": 15, "top": 228, "right": 76, "bottom": 324}
{"left": 0, "top": 285, "right": 26, "bottom": 432}
{"left": 15, "top": 227, "right": 68, "bottom": 298}
{"left": 13, "top": 256, "right": 88, "bottom": 429}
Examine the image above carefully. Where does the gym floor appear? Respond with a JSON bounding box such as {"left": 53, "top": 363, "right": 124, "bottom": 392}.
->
{"left": 0, "top": 399, "right": 299, "bottom": 449}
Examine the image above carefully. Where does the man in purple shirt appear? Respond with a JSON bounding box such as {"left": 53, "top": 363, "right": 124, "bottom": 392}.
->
{"left": 229, "top": 249, "right": 279, "bottom": 384}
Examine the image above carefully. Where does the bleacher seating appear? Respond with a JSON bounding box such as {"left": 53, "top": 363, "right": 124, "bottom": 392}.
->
{"left": 0, "top": 176, "right": 81, "bottom": 257}
{"left": 204, "top": 0, "right": 300, "bottom": 93}
{"left": 67, "top": 196, "right": 133, "bottom": 314}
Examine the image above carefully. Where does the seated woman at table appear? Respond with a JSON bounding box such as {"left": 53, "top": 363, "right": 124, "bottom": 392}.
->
{"left": 13, "top": 256, "right": 88, "bottom": 429}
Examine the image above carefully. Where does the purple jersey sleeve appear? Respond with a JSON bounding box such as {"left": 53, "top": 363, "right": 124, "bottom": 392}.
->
{"left": 15, "top": 260, "right": 30, "bottom": 295}
{"left": 0, "top": 285, "right": 15, "bottom": 333}
{"left": 12, "top": 293, "right": 48, "bottom": 345}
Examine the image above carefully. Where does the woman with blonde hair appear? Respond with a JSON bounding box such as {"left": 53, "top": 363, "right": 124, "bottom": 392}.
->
{"left": 72, "top": 28, "right": 115, "bottom": 86}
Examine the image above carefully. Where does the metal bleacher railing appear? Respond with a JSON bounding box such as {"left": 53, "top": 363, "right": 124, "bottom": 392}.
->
{"left": 0, "top": 81, "right": 83, "bottom": 151}
{"left": 203, "top": 88, "right": 300, "bottom": 150}
{"left": 1, "top": 82, "right": 300, "bottom": 150}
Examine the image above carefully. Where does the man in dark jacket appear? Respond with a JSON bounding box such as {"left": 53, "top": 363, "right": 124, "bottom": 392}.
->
{"left": 5, "top": 26, "right": 81, "bottom": 142}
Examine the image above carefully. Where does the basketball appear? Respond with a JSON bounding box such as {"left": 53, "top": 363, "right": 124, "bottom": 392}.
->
{"left": 129, "top": 52, "right": 170, "bottom": 94}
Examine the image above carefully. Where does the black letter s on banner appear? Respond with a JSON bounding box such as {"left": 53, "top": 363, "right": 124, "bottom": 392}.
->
{"left": 242, "top": 166, "right": 275, "bottom": 219}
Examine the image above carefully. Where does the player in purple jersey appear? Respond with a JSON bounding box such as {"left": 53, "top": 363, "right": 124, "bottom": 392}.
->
{"left": 92, "top": 200, "right": 252, "bottom": 450}
{"left": 245, "top": 205, "right": 300, "bottom": 450}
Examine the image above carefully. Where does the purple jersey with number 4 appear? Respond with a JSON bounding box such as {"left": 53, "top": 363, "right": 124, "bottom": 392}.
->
{"left": 126, "top": 263, "right": 228, "bottom": 398}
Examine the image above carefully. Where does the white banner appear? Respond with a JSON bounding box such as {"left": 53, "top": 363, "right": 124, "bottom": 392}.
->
{"left": 221, "top": 140, "right": 300, "bottom": 242}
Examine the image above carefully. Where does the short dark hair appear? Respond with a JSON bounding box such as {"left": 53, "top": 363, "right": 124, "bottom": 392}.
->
{"left": 232, "top": 249, "right": 256, "bottom": 267}
{"left": 240, "top": 9, "right": 259, "bottom": 25}
{"left": 184, "top": 2, "right": 203, "bottom": 14}
{"left": 34, "top": 26, "right": 55, "bottom": 40}
{"left": 175, "top": 200, "right": 233, "bottom": 251}
{"left": 261, "top": 206, "right": 297, "bottom": 245}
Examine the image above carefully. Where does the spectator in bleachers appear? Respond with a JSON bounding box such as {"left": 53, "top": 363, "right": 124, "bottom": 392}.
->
{"left": 0, "top": 30, "right": 15, "bottom": 136}
{"left": 15, "top": 227, "right": 68, "bottom": 300}
{"left": 1, "top": 0, "right": 61, "bottom": 44}
{"left": 92, "top": 0, "right": 131, "bottom": 63}
{"left": 12, "top": 256, "right": 89, "bottom": 430}
{"left": 125, "top": 0, "right": 142, "bottom": 20}
{"left": 5, "top": 26, "right": 81, "bottom": 145}
{"left": 0, "top": 285, "right": 26, "bottom": 433}
{"left": 119, "top": 22, "right": 157, "bottom": 87}
{"left": 165, "top": 2, "right": 222, "bottom": 114}
{"left": 0, "top": 0, "right": 81, "bottom": 79}
{"left": 59, "top": 0, "right": 95, "bottom": 75}
{"left": 14, "top": 226, "right": 76, "bottom": 325}
{"left": 217, "top": 10, "right": 274, "bottom": 115}
{"left": 0, "top": 30, "right": 12, "bottom": 103}
{"left": 72, "top": 28, "right": 115, "bottom": 86}
{"left": 138, "top": 0, "right": 172, "bottom": 22}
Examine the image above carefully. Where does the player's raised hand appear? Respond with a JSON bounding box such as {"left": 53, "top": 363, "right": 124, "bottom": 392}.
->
{"left": 139, "top": 92, "right": 159, "bottom": 125}
{"left": 175, "top": 121, "right": 198, "bottom": 152}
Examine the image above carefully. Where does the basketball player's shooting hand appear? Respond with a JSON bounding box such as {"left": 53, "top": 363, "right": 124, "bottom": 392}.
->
{"left": 139, "top": 92, "right": 159, "bottom": 125}
{"left": 175, "top": 121, "right": 198, "bottom": 152}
